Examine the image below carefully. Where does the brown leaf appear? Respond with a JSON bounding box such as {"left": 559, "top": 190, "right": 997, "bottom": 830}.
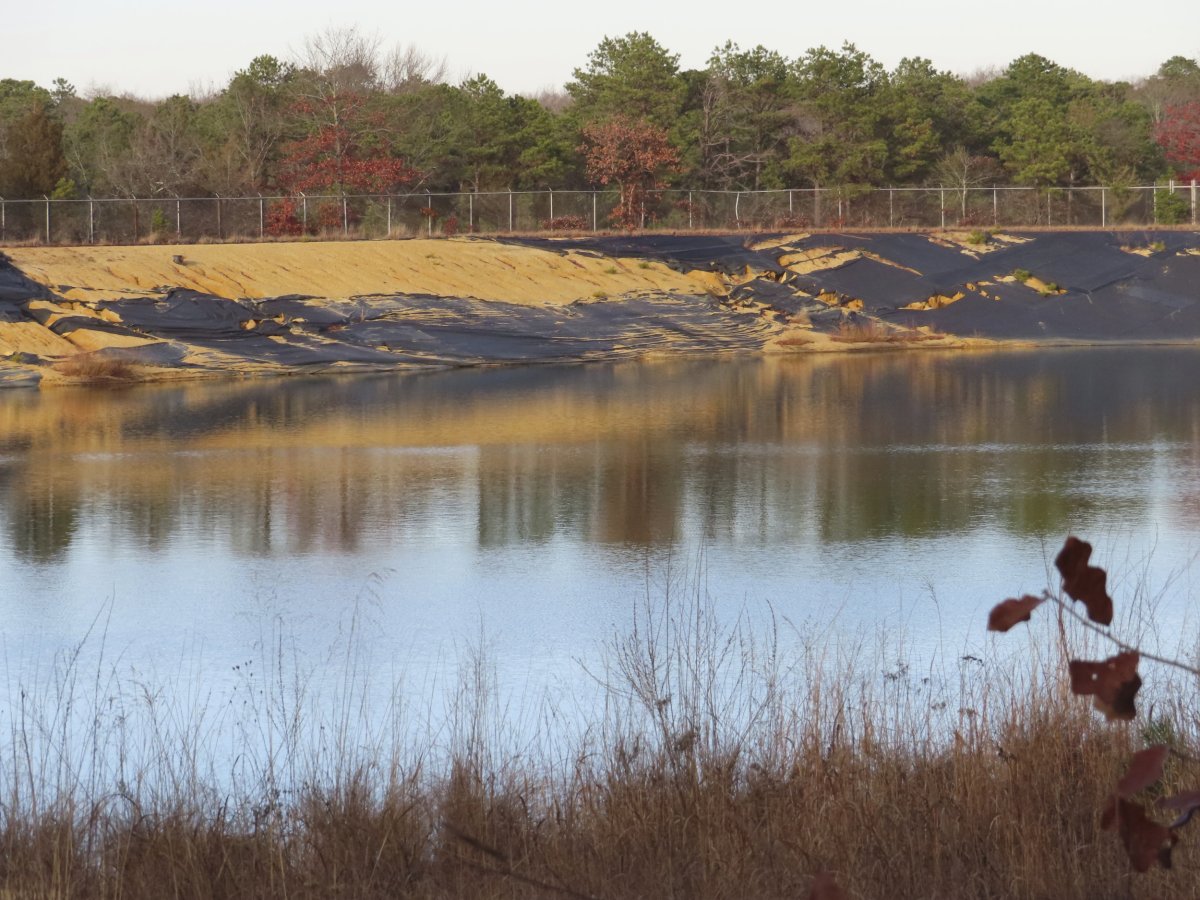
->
{"left": 808, "top": 872, "right": 849, "bottom": 900}
{"left": 1054, "top": 536, "right": 1114, "bottom": 625}
{"left": 988, "top": 594, "right": 1044, "bottom": 632}
{"left": 1101, "top": 796, "right": 1178, "bottom": 872}
{"left": 1068, "top": 652, "right": 1141, "bottom": 721}
{"left": 1159, "top": 789, "right": 1200, "bottom": 828}
{"left": 1118, "top": 745, "right": 1169, "bottom": 798}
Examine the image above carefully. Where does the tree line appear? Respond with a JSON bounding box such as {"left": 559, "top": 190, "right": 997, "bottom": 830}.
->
{"left": 1, "top": 28, "right": 1198, "bottom": 229}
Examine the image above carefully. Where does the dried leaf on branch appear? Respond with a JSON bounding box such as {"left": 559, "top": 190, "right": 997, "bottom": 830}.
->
{"left": 1068, "top": 652, "right": 1141, "bottom": 720}
{"left": 987, "top": 594, "right": 1044, "bottom": 632}
{"left": 1054, "top": 536, "right": 1113, "bottom": 625}
{"left": 1117, "top": 745, "right": 1168, "bottom": 798}
{"left": 1101, "top": 797, "right": 1178, "bottom": 872}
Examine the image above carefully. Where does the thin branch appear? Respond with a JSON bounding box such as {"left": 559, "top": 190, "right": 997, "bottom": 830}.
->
{"left": 1046, "top": 590, "right": 1200, "bottom": 679}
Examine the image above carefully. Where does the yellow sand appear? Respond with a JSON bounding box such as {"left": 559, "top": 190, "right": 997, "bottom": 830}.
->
{"left": 0, "top": 321, "right": 76, "bottom": 357}
{"left": 779, "top": 247, "right": 863, "bottom": 274}
{"left": 902, "top": 292, "right": 966, "bottom": 311}
{"left": 747, "top": 234, "right": 810, "bottom": 252}
{"left": 778, "top": 246, "right": 920, "bottom": 276}
{"left": 6, "top": 238, "right": 720, "bottom": 305}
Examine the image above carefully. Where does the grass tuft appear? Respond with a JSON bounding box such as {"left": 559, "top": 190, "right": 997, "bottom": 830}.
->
{"left": 53, "top": 353, "right": 136, "bottom": 383}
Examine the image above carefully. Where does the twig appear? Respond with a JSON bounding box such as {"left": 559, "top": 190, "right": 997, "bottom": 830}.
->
{"left": 1045, "top": 590, "right": 1200, "bottom": 679}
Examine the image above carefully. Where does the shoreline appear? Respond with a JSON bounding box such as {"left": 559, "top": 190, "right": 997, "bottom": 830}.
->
{"left": 2, "top": 229, "right": 1199, "bottom": 388}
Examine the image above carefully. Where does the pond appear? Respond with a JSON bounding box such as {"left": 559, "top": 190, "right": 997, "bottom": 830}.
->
{"left": 2, "top": 348, "right": 1200, "bottom": 743}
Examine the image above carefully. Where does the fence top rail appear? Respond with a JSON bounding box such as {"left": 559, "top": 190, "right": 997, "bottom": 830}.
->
{"left": 0, "top": 183, "right": 1195, "bottom": 205}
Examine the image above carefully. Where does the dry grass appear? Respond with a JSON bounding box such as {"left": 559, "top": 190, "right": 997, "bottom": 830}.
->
{"left": 53, "top": 353, "right": 137, "bottom": 383}
{"left": 0, "top": 583, "right": 1195, "bottom": 899}
{"left": 829, "top": 319, "right": 943, "bottom": 344}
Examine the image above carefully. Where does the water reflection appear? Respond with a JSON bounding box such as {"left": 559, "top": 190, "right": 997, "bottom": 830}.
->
{"left": 1, "top": 349, "right": 1199, "bottom": 563}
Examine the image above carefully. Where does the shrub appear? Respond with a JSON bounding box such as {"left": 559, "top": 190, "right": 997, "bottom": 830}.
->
{"left": 266, "top": 200, "right": 304, "bottom": 237}
{"left": 149, "top": 207, "right": 171, "bottom": 236}
{"left": 774, "top": 214, "right": 812, "bottom": 230}
{"left": 1155, "top": 189, "right": 1190, "bottom": 225}
{"left": 542, "top": 215, "right": 588, "bottom": 231}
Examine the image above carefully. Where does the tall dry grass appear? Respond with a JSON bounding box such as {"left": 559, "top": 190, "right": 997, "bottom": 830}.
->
{"left": 52, "top": 353, "right": 136, "bottom": 383}
{"left": 0, "top": 574, "right": 1196, "bottom": 899}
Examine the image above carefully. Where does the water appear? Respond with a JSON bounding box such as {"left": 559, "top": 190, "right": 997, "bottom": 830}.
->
{"left": 3, "top": 348, "right": 1200, "bottom": 731}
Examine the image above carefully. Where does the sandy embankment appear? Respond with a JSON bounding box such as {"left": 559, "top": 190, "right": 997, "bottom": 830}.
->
{"left": 0, "top": 238, "right": 742, "bottom": 385}
{"left": 6, "top": 239, "right": 720, "bottom": 305}
{"left": 3, "top": 230, "right": 1200, "bottom": 388}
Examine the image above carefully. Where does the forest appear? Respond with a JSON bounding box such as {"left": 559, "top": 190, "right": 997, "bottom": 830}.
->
{"left": 1, "top": 29, "right": 1198, "bottom": 229}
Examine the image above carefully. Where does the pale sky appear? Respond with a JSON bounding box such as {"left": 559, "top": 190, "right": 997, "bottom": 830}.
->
{"left": 9, "top": 0, "right": 1199, "bottom": 99}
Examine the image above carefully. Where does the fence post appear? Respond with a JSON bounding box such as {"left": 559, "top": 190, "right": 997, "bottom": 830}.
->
{"left": 508, "top": 191, "right": 513, "bottom": 232}
{"left": 939, "top": 186, "right": 945, "bottom": 230}
{"left": 1192, "top": 179, "right": 1197, "bottom": 226}
{"left": 87, "top": 196, "right": 94, "bottom": 243}
{"left": 342, "top": 195, "right": 349, "bottom": 235}
{"left": 888, "top": 188, "right": 894, "bottom": 228}
{"left": 426, "top": 193, "right": 432, "bottom": 236}
{"left": 388, "top": 195, "right": 393, "bottom": 236}
{"left": 549, "top": 188, "right": 553, "bottom": 223}
{"left": 1152, "top": 184, "right": 1157, "bottom": 225}
{"left": 735, "top": 191, "right": 741, "bottom": 228}
{"left": 1101, "top": 188, "right": 1107, "bottom": 228}
{"left": 593, "top": 191, "right": 598, "bottom": 231}
{"left": 257, "top": 195, "right": 263, "bottom": 238}
{"left": 131, "top": 197, "right": 139, "bottom": 241}
{"left": 176, "top": 196, "right": 182, "bottom": 239}
{"left": 44, "top": 196, "right": 50, "bottom": 243}
{"left": 468, "top": 193, "right": 473, "bottom": 233}
{"left": 215, "top": 194, "right": 222, "bottom": 240}
{"left": 789, "top": 189, "right": 794, "bottom": 216}
{"left": 993, "top": 187, "right": 998, "bottom": 226}
{"left": 688, "top": 190, "right": 693, "bottom": 230}
{"left": 300, "top": 193, "right": 307, "bottom": 233}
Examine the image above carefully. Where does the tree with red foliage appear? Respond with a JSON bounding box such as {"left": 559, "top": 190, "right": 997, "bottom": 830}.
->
{"left": 1155, "top": 101, "right": 1200, "bottom": 182}
{"left": 581, "top": 115, "right": 680, "bottom": 229}
{"left": 277, "top": 94, "right": 418, "bottom": 195}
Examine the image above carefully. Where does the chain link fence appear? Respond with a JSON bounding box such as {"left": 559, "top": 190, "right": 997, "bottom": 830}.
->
{"left": 0, "top": 183, "right": 1196, "bottom": 244}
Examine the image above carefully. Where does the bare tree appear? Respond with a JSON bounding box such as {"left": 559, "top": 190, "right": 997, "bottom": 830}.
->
{"left": 934, "top": 146, "right": 1003, "bottom": 220}
{"left": 382, "top": 44, "right": 449, "bottom": 94}
{"left": 296, "top": 26, "right": 384, "bottom": 95}
{"left": 1133, "top": 56, "right": 1200, "bottom": 124}
{"left": 962, "top": 65, "right": 1001, "bottom": 89}
{"left": 526, "top": 87, "right": 573, "bottom": 114}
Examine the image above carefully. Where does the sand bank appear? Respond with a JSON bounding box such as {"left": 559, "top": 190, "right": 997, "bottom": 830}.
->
{"left": 1, "top": 230, "right": 1198, "bottom": 387}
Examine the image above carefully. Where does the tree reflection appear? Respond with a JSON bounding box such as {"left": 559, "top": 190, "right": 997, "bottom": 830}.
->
{"left": 3, "top": 349, "right": 1200, "bottom": 563}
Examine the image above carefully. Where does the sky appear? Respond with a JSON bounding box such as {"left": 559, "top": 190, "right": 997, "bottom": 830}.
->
{"left": 8, "top": 0, "right": 1199, "bottom": 99}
